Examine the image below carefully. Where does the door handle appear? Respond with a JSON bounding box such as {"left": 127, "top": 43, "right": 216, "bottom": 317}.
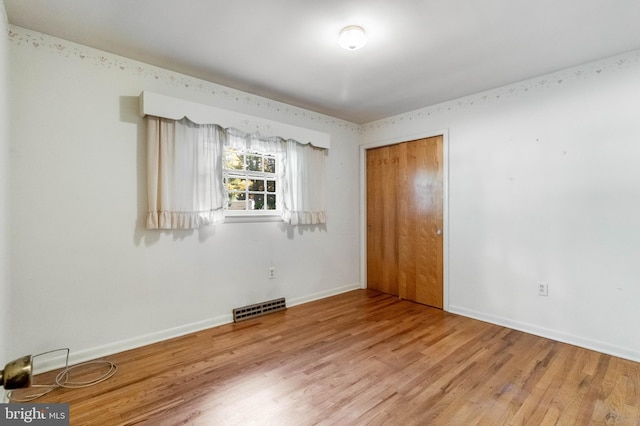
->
{"left": 436, "top": 229, "right": 442, "bottom": 235}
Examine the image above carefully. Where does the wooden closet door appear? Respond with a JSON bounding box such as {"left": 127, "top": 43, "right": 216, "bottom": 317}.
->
{"left": 398, "top": 137, "right": 443, "bottom": 308}
{"left": 366, "top": 144, "right": 400, "bottom": 297}
{"left": 366, "top": 136, "right": 443, "bottom": 309}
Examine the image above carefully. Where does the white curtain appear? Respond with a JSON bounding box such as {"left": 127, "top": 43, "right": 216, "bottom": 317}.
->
{"left": 146, "top": 116, "right": 225, "bottom": 229}
{"left": 147, "top": 116, "right": 327, "bottom": 229}
{"left": 281, "top": 140, "right": 327, "bottom": 225}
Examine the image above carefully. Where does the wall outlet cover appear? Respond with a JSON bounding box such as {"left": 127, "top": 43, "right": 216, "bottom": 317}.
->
{"left": 537, "top": 282, "right": 548, "bottom": 296}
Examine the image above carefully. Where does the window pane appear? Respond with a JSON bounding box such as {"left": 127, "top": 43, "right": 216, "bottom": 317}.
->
{"left": 246, "top": 154, "right": 263, "bottom": 172}
{"left": 227, "top": 178, "right": 247, "bottom": 191}
{"left": 267, "top": 194, "right": 276, "bottom": 210}
{"left": 265, "top": 157, "right": 276, "bottom": 173}
{"left": 228, "top": 192, "right": 246, "bottom": 210}
{"left": 249, "top": 194, "right": 265, "bottom": 210}
{"left": 224, "top": 150, "right": 244, "bottom": 170}
{"left": 223, "top": 148, "right": 279, "bottom": 215}
{"left": 249, "top": 179, "right": 265, "bottom": 191}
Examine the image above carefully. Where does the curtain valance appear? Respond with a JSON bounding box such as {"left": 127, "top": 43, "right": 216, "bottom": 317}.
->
{"left": 139, "top": 91, "right": 330, "bottom": 149}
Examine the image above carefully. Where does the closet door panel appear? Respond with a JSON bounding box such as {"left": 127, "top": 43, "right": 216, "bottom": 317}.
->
{"left": 399, "top": 137, "right": 443, "bottom": 308}
{"left": 366, "top": 145, "right": 400, "bottom": 296}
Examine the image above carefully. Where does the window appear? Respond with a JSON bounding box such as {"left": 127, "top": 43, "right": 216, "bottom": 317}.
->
{"left": 146, "top": 113, "right": 328, "bottom": 229}
{"left": 223, "top": 147, "right": 280, "bottom": 215}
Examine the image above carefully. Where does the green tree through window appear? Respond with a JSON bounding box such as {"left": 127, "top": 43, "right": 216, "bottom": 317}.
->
{"left": 223, "top": 148, "right": 278, "bottom": 213}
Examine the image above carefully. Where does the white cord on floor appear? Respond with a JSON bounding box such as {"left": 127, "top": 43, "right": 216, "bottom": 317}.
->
{"left": 7, "top": 348, "right": 118, "bottom": 402}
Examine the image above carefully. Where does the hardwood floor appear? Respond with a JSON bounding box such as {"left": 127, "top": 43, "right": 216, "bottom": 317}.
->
{"left": 14, "top": 290, "right": 640, "bottom": 425}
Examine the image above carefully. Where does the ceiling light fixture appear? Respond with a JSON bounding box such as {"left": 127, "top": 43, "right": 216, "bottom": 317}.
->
{"left": 338, "top": 25, "right": 367, "bottom": 50}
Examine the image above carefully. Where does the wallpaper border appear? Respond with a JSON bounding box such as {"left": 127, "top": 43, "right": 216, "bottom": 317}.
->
{"left": 7, "top": 25, "right": 360, "bottom": 134}
{"left": 361, "top": 48, "right": 640, "bottom": 133}
{"left": 7, "top": 24, "right": 640, "bottom": 137}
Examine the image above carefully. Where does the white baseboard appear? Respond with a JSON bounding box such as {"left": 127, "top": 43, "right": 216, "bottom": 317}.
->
{"left": 287, "top": 282, "right": 363, "bottom": 307}
{"left": 33, "top": 313, "right": 234, "bottom": 374}
{"left": 449, "top": 305, "right": 640, "bottom": 364}
{"left": 34, "top": 283, "right": 363, "bottom": 374}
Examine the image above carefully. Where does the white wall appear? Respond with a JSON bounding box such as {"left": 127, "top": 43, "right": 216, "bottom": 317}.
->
{"left": 0, "top": 0, "right": 10, "bottom": 367}
{"left": 7, "top": 27, "right": 361, "bottom": 365}
{"left": 361, "top": 49, "right": 640, "bottom": 362}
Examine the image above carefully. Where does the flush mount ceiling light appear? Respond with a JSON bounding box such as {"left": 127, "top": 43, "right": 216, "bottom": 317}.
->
{"left": 338, "top": 25, "right": 367, "bottom": 50}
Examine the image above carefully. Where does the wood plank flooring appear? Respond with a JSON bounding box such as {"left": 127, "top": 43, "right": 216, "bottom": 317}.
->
{"left": 13, "top": 290, "right": 640, "bottom": 425}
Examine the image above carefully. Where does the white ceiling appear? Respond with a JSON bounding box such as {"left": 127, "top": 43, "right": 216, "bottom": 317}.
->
{"left": 5, "top": 0, "right": 640, "bottom": 124}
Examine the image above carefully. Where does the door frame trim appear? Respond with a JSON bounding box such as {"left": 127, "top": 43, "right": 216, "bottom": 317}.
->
{"left": 359, "top": 129, "right": 450, "bottom": 311}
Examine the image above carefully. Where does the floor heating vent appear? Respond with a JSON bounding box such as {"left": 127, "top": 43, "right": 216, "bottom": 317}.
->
{"left": 233, "top": 298, "right": 286, "bottom": 322}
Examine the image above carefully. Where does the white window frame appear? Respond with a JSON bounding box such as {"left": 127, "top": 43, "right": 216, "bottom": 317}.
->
{"left": 223, "top": 147, "right": 282, "bottom": 218}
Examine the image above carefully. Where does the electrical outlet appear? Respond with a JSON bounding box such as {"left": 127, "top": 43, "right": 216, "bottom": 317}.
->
{"left": 537, "top": 282, "right": 548, "bottom": 296}
{"left": 268, "top": 267, "right": 275, "bottom": 280}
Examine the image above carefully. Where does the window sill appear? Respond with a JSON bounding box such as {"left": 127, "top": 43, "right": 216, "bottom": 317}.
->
{"left": 223, "top": 213, "right": 284, "bottom": 224}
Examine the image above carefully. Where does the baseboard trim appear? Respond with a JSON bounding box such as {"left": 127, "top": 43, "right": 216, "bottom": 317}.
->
{"left": 34, "top": 282, "right": 363, "bottom": 374}
{"left": 33, "top": 313, "right": 234, "bottom": 374}
{"left": 449, "top": 305, "right": 640, "bottom": 364}
{"left": 287, "top": 282, "right": 363, "bottom": 308}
